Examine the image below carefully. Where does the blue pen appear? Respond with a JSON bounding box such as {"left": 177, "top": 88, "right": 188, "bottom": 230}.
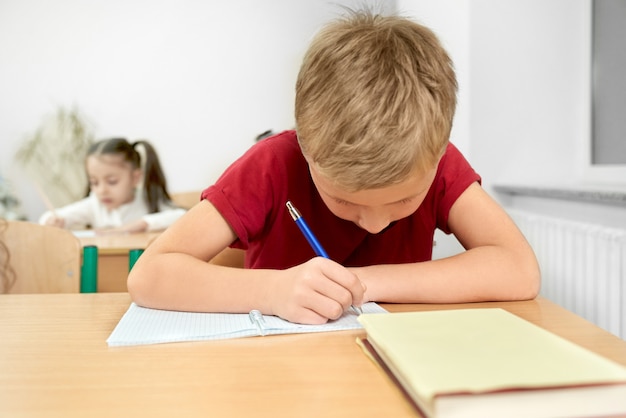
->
{"left": 286, "top": 201, "right": 363, "bottom": 315}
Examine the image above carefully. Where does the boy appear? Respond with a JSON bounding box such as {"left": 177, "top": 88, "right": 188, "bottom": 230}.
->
{"left": 128, "top": 10, "right": 540, "bottom": 325}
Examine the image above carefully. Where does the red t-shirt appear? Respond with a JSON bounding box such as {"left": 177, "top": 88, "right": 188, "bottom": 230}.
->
{"left": 202, "top": 130, "right": 480, "bottom": 269}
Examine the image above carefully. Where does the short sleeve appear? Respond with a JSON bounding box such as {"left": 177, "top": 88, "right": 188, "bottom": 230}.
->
{"left": 433, "top": 143, "right": 481, "bottom": 234}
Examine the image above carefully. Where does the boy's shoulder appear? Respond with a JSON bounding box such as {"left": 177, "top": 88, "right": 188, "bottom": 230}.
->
{"left": 435, "top": 142, "right": 481, "bottom": 191}
{"left": 439, "top": 142, "right": 468, "bottom": 168}
{"left": 249, "top": 129, "right": 301, "bottom": 159}
{"left": 226, "top": 129, "right": 305, "bottom": 177}
{"left": 259, "top": 129, "right": 298, "bottom": 145}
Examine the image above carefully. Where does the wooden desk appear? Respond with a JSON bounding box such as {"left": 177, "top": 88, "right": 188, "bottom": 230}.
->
{"left": 78, "top": 232, "right": 160, "bottom": 292}
{"left": 1, "top": 294, "right": 625, "bottom": 418}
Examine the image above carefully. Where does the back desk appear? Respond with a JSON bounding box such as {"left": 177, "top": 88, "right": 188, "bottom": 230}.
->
{"left": 1, "top": 293, "right": 625, "bottom": 418}
{"left": 78, "top": 232, "right": 160, "bottom": 292}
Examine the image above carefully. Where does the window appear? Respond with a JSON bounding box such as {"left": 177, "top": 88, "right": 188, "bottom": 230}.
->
{"left": 592, "top": 0, "right": 626, "bottom": 164}
{"left": 584, "top": 0, "right": 626, "bottom": 182}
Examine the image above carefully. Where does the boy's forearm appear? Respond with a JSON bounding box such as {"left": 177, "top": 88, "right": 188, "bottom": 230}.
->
{"left": 351, "top": 246, "right": 540, "bottom": 304}
{"left": 127, "top": 253, "right": 278, "bottom": 314}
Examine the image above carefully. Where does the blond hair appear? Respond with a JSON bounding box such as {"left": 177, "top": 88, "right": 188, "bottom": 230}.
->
{"left": 295, "top": 10, "right": 457, "bottom": 191}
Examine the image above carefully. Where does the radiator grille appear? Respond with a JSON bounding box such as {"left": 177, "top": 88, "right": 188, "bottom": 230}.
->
{"left": 508, "top": 209, "right": 626, "bottom": 339}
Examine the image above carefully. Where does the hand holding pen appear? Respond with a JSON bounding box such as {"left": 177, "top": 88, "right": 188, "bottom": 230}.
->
{"left": 286, "top": 201, "right": 364, "bottom": 316}
{"left": 35, "top": 181, "right": 65, "bottom": 228}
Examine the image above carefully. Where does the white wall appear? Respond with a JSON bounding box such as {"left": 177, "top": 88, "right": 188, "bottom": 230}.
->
{"left": 469, "top": 0, "right": 591, "bottom": 192}
{"left": 0, "top": 0, "right": 392, "bottom": 221}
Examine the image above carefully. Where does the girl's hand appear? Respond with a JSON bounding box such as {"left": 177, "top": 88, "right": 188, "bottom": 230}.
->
{"left": 95, "top": 220, "right": 148, "bottom": 235}
{"left": 44, "top": 216, "right": 65, "bottom": 228}
{"left": 270, "top": 257, "right": 366, "bottom": 324}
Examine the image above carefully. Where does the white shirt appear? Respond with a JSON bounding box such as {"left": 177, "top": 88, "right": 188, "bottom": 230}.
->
{"left": 39, "top": 192, "right": 186, "bottom": 231}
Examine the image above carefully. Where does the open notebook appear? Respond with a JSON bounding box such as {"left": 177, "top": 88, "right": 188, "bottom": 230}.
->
{"left": 107, "top": 302, "right": 387, "bottom": 346}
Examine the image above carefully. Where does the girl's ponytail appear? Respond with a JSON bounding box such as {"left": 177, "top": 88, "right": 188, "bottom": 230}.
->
{"left": 132, "top": 140, "right": 172, "bottom": 213}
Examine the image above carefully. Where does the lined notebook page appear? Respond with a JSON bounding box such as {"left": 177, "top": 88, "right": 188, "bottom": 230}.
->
{"left": 107, "top": 302, "right": 387, "bottom": 346}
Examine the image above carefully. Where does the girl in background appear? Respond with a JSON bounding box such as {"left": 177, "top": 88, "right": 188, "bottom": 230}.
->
{"left": 40, "top": 138, "right": 185, "bottom": 233}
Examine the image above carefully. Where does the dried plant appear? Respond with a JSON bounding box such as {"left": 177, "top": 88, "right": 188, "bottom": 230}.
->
{"left": 15, "top": 106, "right": 95, "bottom": 207}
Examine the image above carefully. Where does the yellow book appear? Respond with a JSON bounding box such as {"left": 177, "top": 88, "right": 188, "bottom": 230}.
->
{"left": 358, "top": 308, "right": 626, "bottom": 418}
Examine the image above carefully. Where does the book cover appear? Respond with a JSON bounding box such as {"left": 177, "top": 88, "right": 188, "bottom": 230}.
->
{"left": 358, "top": 308, "right": 626, "bottom": 418}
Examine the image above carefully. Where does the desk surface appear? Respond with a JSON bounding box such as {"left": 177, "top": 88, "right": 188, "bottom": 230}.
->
{"left": 1, "top": 294, "right": 625, "bottom": 418}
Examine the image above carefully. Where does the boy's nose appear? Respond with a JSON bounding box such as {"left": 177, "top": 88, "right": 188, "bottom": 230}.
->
{"left": 357, "top": 212, "right": 390, "bottom": 234}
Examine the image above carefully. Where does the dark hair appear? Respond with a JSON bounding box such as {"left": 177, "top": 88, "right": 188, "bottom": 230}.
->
{"left": 85, "top": 138, "right": 172, "bottom": 213}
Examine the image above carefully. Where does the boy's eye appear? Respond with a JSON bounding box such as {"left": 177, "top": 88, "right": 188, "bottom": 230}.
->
{"left": 334, "top": 198, "right": 352, "bottom": 206}
{"left": 333, "top": 197, "right": 414, "bottom": 206}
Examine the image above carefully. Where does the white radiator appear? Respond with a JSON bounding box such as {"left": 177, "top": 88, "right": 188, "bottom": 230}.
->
{"left": 508, "top": 209, "right": 626, "bottom": 339}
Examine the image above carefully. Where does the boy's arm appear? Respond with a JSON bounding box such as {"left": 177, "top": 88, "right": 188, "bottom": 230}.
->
{"left": 352, "top": 182, "right": 541, "bottom": 303}
{"left": 127, "top": 200, "right": 364, "bottom": 324}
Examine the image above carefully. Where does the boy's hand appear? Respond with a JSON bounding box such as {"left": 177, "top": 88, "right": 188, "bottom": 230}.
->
{"left": 271, "top": 257, "right": 366, "bottom": 324}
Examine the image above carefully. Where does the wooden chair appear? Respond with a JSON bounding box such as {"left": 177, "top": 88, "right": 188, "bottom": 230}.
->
{"left": 1, "top": 221, "right": 85, "bottom": 293}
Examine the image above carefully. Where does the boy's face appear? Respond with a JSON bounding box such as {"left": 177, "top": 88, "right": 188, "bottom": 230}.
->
{"left": 309, "top": 164, "right": 437, "bottom": 234}
{"left": 86, "top": 155, "right": 142, "bottom": 211}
